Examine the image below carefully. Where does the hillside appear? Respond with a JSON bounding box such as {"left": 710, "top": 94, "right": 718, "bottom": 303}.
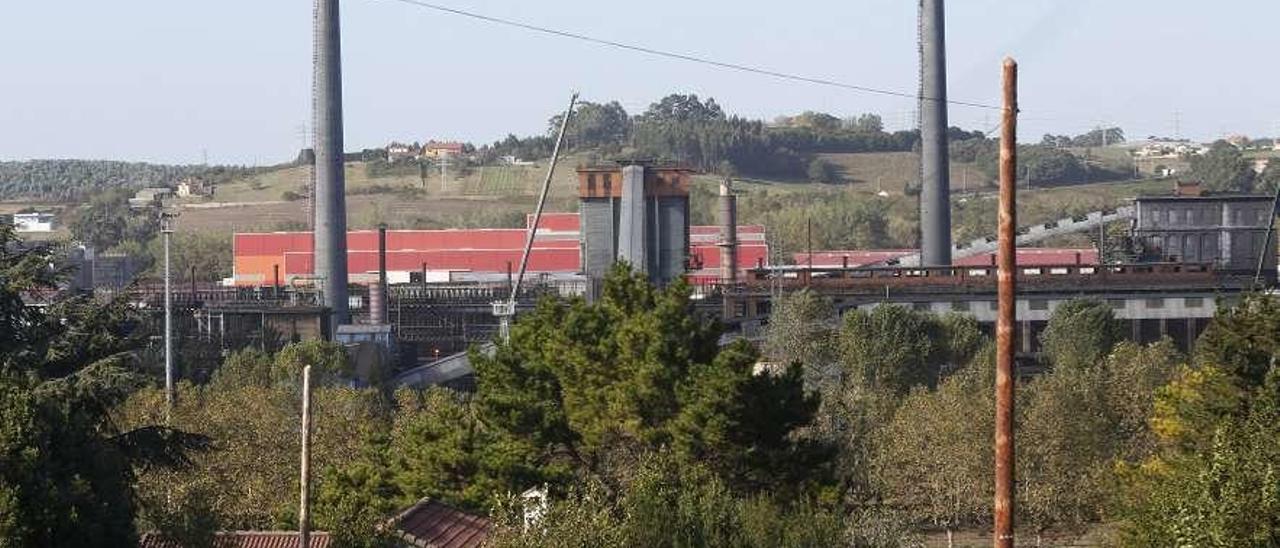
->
{"left": 0, "top": 159, "right": 261, "bottom": 202}
{"left": 183, "top": 150, "right": 1163, "bottom": 258}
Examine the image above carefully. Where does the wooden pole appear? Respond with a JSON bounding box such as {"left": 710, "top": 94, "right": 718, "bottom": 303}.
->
{"left": 299, "top": 365, "right": 313, "bottom": 548}
{"left": 994, "top": 57, "right": 1018, "bottom": 548}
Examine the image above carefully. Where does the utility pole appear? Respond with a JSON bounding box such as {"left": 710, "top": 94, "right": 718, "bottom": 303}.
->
{"left": 162, "top": 211, "right": 175, "bottom": 413}
{"left": 806, "top": 216, "right": 814, "bottom": 272}
{"left": 497, "top": 92, "right": 577, "bottom": 342}
{"left": 439, "top": 154, "right": 451, "bottom": 192}
{"left": 994, "top": 57, "right": 1019, "bottom": 548}
{"left": 298, "top": 365, "right": 313, "bottom": 548}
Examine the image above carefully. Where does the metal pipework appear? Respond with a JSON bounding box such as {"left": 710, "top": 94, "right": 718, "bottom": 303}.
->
{"left": 994, "top": 57, "right": 1018, "bottom": 548}
{"left": 313, "top": 0, "right": 349, "bottom": 331}
{"left": 919, "top": 0, "right": 953, "bottom": 266}
{"left": 372, "top": 224, "right": 388, "bottom": 324}
{"left": 718, "top": 178, "right": 738, "bottom": 284}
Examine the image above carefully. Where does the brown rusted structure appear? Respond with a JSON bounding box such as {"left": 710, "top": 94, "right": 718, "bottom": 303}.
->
{"left": 994, "top": 57, "right": 1018, "bottom": 548}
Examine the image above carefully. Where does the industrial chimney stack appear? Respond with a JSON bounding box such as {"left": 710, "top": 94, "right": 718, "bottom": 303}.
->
{"left": 919, "top": 0, "right": 953, "bottom": 266}
{"left": 718, "top": 179, "right": 738, "bottom": 284}
{"left": 313, "top": 0, "right": 350, "bottom": 329}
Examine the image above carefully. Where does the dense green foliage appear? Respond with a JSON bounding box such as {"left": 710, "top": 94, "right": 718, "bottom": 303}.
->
{"left": 0, "top": 160, "right": 254, "bottom": 202}
{"left": 0, "top": 226, "right": 206, "bottom": 547}
{"left": 67, "top": 188, "right": 161, "bottom": 251}
{"left": 732, "top": 189, "right": 902, "bottom": 253}
{"left": 488, "top": 93, "right": 991, "bottom": 181}
{"left": 1040, "top": 127, "right": 1126, "bottom": 148}
{"left": 285, "top": 265, "right": 829, "bottom": 542}
{"left": 963, "top": 140, "right": 1131, "bottom": 187}
{"left": 469, "top": 264, "right": 825, "bottom": 498}
{"left": 488, "top": 453, "right": 849, "bottom": 548}
{"left": 1116, "top": 296, "right": 1280, "bottom": 546}
{"left": 1039, "top": 298, "right": 1126, "bottom": 371}
{"left": 764, "top": 293, "right": 1200, "bottom": 543}
{"left": 1190, "top": 140, "right": 1257, "bottom": 193}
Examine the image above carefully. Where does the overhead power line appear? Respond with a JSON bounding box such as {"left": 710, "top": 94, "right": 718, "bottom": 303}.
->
{"left": 374, "top": 0, "right": 1002, "bottom": 110}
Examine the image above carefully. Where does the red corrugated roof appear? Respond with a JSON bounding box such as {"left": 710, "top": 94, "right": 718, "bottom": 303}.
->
{"left": 794, "top": 250, "right": 915, "bottom": 267}
{"left": 390, "top": 499, "right": 489, "bottom": 548}
{"left": 690, "top": 243, "right": 769, "bottom": 269}
{"left": 689, "top": 224, "right": 765, "bottom": 235}
{"left": 954, "top": 248, "right": 1098, "bottom": 267}
{"left": 526, "top": 212, "right": 580, "bottom": 232}
{"left": 139, "top": 532, "right": 331, "bottom": 548}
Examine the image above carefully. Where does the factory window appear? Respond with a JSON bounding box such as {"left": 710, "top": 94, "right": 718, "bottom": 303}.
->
{"left": 950, "top": 301, "right": 970, "bottom": 312}
{"left": 602, "top": 174, "right": 612, "bottom": 195}
{"left": 586, "top": 174, "right": 597, "bottom": 194}
{"left": 1146, "top": 298, "right": 1166, "bottom": 309}
{"left": 1029, "top": 299, "right": 1050, "bottom": 311}
{"left": 1185, "top": 297, "right": 1204, "bottom": 308}
{"left": 1184, "top": 209, "right": 1194, "bottom": 225}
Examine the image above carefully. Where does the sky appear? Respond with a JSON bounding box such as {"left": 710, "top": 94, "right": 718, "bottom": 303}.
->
{"left": 2, "top": 0, "right": 1277, "bottom": 165}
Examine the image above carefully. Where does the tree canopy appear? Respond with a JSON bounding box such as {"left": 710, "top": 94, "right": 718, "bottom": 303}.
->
{"left": 1190, "top": 140, "right": 1256, "bottom": 192}
{"left": 0, "top": 225, "right": 207, "bottom": 546}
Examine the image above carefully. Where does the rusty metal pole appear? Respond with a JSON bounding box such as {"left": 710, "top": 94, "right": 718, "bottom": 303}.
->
{"left": 994, "top": 57, "right": 1018, "bottom": 548}
{"left": 299, "top": 365, "right": 313, "bottom": 548}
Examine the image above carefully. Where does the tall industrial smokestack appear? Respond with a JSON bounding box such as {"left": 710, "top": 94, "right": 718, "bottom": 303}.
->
{"left": 919, "top": 0, "right": 952, "bottom": 266}
{"left": 313, "top": 0, "right": 349, "bottom": 328}
{"left": 718, "top": 179, "right": 738, "bottom": 284}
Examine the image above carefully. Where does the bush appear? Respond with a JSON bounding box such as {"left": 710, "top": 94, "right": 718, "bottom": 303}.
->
{"left": 806, "top": 158, "right": 840, "bottom": 183}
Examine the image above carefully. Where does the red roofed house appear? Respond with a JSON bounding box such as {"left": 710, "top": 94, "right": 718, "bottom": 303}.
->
{"left": 422, "top": 142, "right": 465, "bottom": 159}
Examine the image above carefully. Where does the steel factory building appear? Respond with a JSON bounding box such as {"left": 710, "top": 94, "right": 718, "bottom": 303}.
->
{"left": 232, "top": 212, "right": 768, "bottom": 287}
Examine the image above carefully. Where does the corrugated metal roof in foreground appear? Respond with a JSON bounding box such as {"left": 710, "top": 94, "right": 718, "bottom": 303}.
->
{"left": 390, "top": 498, "right": 490, "bottom": 548}
{"left": 139, "top": 531, "right": 331, "bottom": 548}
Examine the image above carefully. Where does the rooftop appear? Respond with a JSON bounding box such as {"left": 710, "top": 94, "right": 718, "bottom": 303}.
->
{"left": 388, "top": 498, "right": 490, "bottom": 548}
{"left": 139, "top": 531, "right": 331, "bottom": 548}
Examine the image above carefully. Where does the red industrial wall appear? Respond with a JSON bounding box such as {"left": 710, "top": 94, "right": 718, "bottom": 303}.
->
{"left": 234, "top": 214, "right": 770, "bottom": 286}
{"left": 283, "top": 248, "right": 581, "bottom": 277}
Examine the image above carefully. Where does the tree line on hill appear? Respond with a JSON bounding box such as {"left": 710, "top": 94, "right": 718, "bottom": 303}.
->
{"left": 1188, "top": 140, "right": 1280, "bottom": 194}
{"left": 476, "top": 94, "right": 1141, "bottom": 189}
{"left": 4, "top": 222, "right": 1279, "bottom": 546}
{"left": 480, "top": 94, "right": 984, "bottom": 182}
{"left": 0, "top": 160, "right": 258, "bottom": 202}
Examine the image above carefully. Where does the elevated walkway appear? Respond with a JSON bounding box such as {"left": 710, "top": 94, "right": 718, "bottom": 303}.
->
{"left": 888, "top": 206, "right": 1136, "bottom": 267}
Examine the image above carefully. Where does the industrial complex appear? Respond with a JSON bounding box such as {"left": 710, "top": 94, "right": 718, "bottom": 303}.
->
{"left": 104, "top": 0, "right": 1278, "bottom": 389}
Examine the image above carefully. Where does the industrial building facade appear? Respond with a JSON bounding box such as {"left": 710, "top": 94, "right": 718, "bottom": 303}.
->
{"left": 578, "top": 164, "right": 694, "bottom": 284}
{"left": 1133, "top": 189, "right": 1275, "bottom": 272}
{"left": 232, "top": 213, "right": 768, "bottom": 287}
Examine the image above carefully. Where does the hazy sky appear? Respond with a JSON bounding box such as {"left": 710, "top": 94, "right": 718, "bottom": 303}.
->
{"left": 2, "top": 0, "right": 1276, "bottom": 164}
